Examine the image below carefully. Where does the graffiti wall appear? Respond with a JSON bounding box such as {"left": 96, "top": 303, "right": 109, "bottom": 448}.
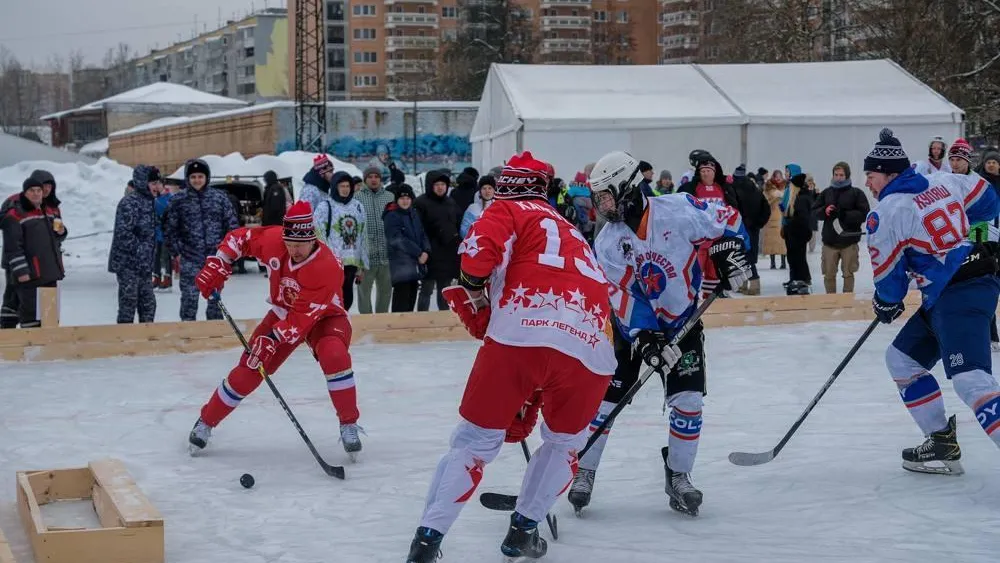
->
{"left": 274, "top": 104, "right": 477, "bottom": 173}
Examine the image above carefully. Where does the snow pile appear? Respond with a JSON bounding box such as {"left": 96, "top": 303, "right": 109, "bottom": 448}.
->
{"left": 168, "top": 151, "right": 364, "bottom": 191}
{"left": 0, "top": 158, "right": 133, "bottom": 266}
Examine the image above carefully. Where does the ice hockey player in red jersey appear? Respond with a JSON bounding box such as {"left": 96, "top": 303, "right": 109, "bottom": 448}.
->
{"left": 187, "top": 201, "right": 364, "bottom": 460}
{"left": 405, "top": 152, "right": 616, "bottom": 563}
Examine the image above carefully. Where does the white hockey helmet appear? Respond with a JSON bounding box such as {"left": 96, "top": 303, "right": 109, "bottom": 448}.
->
{"left": 589, "top": 150, "right": 641, "bottom": 222}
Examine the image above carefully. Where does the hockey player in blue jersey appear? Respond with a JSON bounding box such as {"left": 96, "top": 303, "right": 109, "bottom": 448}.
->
{"left": 574, "top": 150, "right": 751, "bottom": 516}
{"left": 864, "top": 128, "right": 1000, "bottom": 475}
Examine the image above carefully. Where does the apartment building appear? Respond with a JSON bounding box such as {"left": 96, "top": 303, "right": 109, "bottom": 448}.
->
{"left": 132, "top": 8, "right": 290, "bottom": 102}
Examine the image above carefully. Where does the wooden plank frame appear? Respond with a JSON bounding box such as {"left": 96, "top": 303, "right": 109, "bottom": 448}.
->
{"left": 0, "top": 524, "right": 15, "bottom": 563}
{"left": 0, "top": 292, "right": 924, "bottom": 363}
{"left": 15, "top": 459, "right": 164, "bottom": 563}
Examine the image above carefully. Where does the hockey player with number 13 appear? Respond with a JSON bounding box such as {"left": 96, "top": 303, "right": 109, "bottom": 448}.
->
{"left": 571, "top": 150, "right": 751, "bottom": 517}
{"left": 863, "top": 128, "right": 1000, "bottom": 475}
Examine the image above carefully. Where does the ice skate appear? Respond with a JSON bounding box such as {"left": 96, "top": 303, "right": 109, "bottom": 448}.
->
{"left": 500, "top": 512, "right": 547, "bottom": 562}
{"left": 902, "top": 414, "right": 964, "bottom": 476}
{"left": 188, "top": 418, "right": 212, "bottom": 456}
{"left": 406, "top": 526, "right": 443, "bottom": 563}
{"left": 662, "top": 447, "right": 702, "bottom": 516}
{"left": 567, "top": 467, "right": 596, "bottom": 516}
{"left": 339, "top": 423, "right": 364, "bottom": 462}
{"left": 991, "top": 341, "right": 1000, "bottom": 353}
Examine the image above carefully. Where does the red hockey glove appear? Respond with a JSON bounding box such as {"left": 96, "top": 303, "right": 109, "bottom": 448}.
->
{"left": 505, "top": 390, "right": 543, "bottom": 443}
{"left": 442, "top": 285, "right": 490, "bottom": 339}
{"left": 246, "top": 332, "right": 279, "bottom": 371}
{"left": 195, "top": 256, "right": 232, "bottom": 299}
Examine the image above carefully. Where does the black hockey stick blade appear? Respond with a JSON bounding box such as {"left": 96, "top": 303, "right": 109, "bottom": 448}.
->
{"left": 480, "top": 492, "right": 518, "bottom": 511}
{"left": 214, "top": 292, "right": 346, "bottom": 480}
{"left": 830, "top": 217, "right": 863, "bottom": 238}
{"left": 727, "top": 318, "right": 879, "bottom": 467}
{"left": 727, "top": 450, "right": 775, "bottom": 466}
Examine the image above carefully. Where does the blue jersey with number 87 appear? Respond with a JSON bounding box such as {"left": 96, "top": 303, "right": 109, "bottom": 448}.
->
{"left": 867, "top": 167, "right": 998, "bottom": 307}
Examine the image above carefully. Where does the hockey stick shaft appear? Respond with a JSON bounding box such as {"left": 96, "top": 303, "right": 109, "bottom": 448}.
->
{"left": 729, "top": 318, "right": 879, "bottom": 466}
{"left": 519, "top": 440, "right": 558, "bottom": 540}
{"left": 213, "top": 293, "right": 346, "bottom": 479}
{"left": 578, "top": 291, "right": 720, "bottom": 460}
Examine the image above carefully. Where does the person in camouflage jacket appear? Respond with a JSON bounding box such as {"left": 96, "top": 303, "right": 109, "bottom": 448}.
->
{"left": 164, "top": 159, "right": 239, "bottom": 321}
{"left": 108, "top": 165, "right": 161, "bottom": 323}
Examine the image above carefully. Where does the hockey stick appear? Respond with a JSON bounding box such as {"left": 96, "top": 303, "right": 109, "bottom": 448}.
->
{"left": 519, "top": 440, "right": 559, "bottom": 540}
{"left": 480, "top": 292, "right": 720, "bottom": 512}
{"left": 830, "top": 217, "right": 863, "bottom": 238}
{"left": 728, "top": 317, "right": 880, "bottom": 467}
{"left": 213, "top": 292, "right": 346, "bottom": 479}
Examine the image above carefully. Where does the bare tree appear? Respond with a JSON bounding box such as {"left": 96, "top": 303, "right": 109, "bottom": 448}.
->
{"left": 437, "top": 0, "right": 539, "bottom": 100}
{"left": 710, "top": 0, "right": 856, "bottom": 62}
{"left": 0, "top": 46, "right": 42, "bottom": 132}
{"left": 591, "top": 15, "right": 637, "bottom": 65}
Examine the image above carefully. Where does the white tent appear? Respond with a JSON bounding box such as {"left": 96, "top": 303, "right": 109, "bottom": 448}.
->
{"left": 471, "top": 60, "right": 964, "bottom": 183}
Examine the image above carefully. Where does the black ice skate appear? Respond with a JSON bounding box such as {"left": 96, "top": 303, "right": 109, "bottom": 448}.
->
{"left": 902, "top": 414, "right": 964, "bottom": 476}
{"left": 662, "top": 447, "right": 702, "bottom": 516}
{"left": 500, "top": 512, "right": 548, "bottom": 562}
{"left": 567, "top": 467, "right": 596, "bottom": 516}
{"left": 406, "top": 526, "right": 443, "bottom": 563}
{"left": 339, "top": 423, "right": 364, "bottom": 463}
{"left": 188, "top": 418, "right": 212, "bottom": 456}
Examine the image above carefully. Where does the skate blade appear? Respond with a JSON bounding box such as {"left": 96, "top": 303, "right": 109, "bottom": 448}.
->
{"left": 188, "top": 443, "right": 205, "bottom": 457}
{"left": 347, "top": 451, "right": 361, "bottom": 464}
{"left": 573, "top": 506, "right": 584, "bottom": 518}
{"left": 669, "top": 498, "right": 699, "bottom": 517}
{"left": 902, "top": 459, "right": 964, "bottom": 476}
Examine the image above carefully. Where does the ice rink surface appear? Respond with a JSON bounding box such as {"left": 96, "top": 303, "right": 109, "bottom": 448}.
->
{"left": 2, "top": 320, "right": 999, "bottom": 563}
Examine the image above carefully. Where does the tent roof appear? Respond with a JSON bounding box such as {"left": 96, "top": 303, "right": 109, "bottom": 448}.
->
{"left": 697, "top": 60, "right": 964, "bottom": 125}
{"left": 480, "top": 60, "right": 963, "bottom": 132}
{"left": 41, "top": 82, "right": 249, "bottom": 121}
{"left": 491, "top": 64, "right": 745, "bottom": 130}
{"left": 0, "top": 133, "right": 97, "bottom": 168}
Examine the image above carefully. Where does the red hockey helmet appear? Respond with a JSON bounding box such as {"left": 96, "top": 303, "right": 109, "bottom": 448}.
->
{"left": 494, "top": 151, "right": 552, "bottom": 201}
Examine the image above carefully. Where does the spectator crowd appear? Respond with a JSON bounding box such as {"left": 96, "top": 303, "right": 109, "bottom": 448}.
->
{"left": 2, "top": 139, "right": 998, "bottom": 329}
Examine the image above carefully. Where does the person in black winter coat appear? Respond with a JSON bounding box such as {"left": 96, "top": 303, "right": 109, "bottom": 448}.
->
{"left": 414, "top": 169, "right": 460, "bottom": 311}
{"left": 164, "top": 159, "right": 239, "bottom": 321}
{"left": 811, "top": 161, "right": 869, "bottom": 294}
{"left": 451, "top": 166, "right": 479, "bottom": 217}
{"left": 261, "top": 170, "right": 289, "bottom": 227}
{"left": 384, "top": 184, "right": 431, "bottom": 312}
{"left": 782, "top": 173, "right": 815, "bottom": 291}
{"left": 1, "top": 174, "right": 67, "bottom": 327}
{"left": 108, "top": 165, "right": 161, "bottom": 323}
{"left": 730, "top": 164, "right": 771, "bottom": 294}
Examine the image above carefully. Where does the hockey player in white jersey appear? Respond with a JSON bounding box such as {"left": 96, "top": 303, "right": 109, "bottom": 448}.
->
{"left": 910, "top": 136, "right": 952, "bottom": 176}
{"left": 572, "top": 150, "right": 751, "bottom": 516}
{"left": 864, "top": 128, "right": 1000, "bottom": 475}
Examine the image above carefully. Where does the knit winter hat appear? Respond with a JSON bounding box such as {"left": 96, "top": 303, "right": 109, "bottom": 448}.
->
{"left": 733, "top": 164, "right": 747, "bottom": 178}
{"left": 495, "top": 151, "right": 552, "bottom": 201}
{"left": 282, "top": 201, "right": 317, "bottom": 242}
{"left": 478, "top": 175, "right": 496, "bottom": 189}
{"left": 363, "top": 164, "right": 382, "bottom": 179}
{"left": 638, "top": 160, "right": 653, "bottom": 173}
{"left": 982, "top": 150, "right": 1000, "bottom": 166}
{"left": 312, "top": 154, "right": 333, "bottom": 174}
{"left": 864, "top": 128, "right": 910, "bottom": 174}
{"left": 22, "top": 176, "right": 43, "bottom": 192}
{"left": 697, "top": 160, "right": 717, "bottom": 173}
{"left": 660, "top": 170, "right": 672, "bottom": 181}
{"left": 790, "top": 173, "right": 808, "bottom": 189}
{"left": 395, "top": 183, "right": 416, "bottom": 201}
{"left": 949, "top": 138, "right": 973, "bottom": 163}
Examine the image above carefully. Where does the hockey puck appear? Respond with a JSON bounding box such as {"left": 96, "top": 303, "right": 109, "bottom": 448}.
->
{"left": 240, "top": 473, "right": 255, "bottom": 489}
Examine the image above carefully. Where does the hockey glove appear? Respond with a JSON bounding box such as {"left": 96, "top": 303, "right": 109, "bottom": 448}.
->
{"left": 246, "top": 332, "right": 279, "bottom": 371}
{"left": 708, "top": 236, "right": 750, "bottom": 292}
{"left": 195, "top": 256, "right": 232, "bottom": 299}
{"left": 442, "top": 285, "right": 490, "bottom": 340}
{"left": 635, "top": 330, "right": 683, "bottom": 372}
{"left": 505, "top": 389, "right": 543, "bottom": 444}
{"left": 872, "top": 292, "right": 904, "bottom": 324}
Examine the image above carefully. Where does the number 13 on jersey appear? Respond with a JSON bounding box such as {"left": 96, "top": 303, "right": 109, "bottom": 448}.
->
{"left": 536, "top": 217, "right": 607, "bottom": 284}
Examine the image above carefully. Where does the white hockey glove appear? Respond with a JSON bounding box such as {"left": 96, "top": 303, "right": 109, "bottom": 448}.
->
{"left": 709, "top": 236, "right": 750, "bottom": 292}
{"left": 635, "top": 331, "right": 683, "bottom": 372}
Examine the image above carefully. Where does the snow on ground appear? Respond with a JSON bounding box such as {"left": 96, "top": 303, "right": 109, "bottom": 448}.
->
{"left": 2, "top": 321, "right": 998, "bottom": 563}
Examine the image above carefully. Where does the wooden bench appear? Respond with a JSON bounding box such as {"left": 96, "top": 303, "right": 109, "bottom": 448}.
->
{"left": 16, "top": 459, "right": 163, "bottom": 563}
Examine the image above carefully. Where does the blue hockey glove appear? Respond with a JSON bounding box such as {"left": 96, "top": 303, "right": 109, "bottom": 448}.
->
{"left": 872, "top": 293, "right": 904, "bottom": 324}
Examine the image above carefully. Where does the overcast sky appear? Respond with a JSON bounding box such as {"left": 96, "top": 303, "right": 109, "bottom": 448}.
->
{"left": 0, "top": 0, "right": 284, "bottom": 68}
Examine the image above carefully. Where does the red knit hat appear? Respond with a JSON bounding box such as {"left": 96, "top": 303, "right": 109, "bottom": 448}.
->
{"left": 495, "top": 151, "right": 553, "bottom": 201}
{"left": 312, "top": 154, "right": 333, "bottom": 174}
{"left": 949, "top": 138, "right": 973, "bottom": 163}
{"left": 283, "top": 201, "right": 317, "bottom": 241}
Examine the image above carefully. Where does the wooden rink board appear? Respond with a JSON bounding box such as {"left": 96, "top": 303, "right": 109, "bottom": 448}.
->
{"left": 0, "top": 292, "right": 924, "bottom": 363}
{"left": 0, "top": 525, "right": 15, "bottom": 563}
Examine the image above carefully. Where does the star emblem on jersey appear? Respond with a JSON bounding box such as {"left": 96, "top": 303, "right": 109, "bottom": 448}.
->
{"left": 459, "top": 233, "right": 482, "bottom": 257}
{"left": 499, "top": 285, "right": 608, "bottom": 345}
{"left": 866, "top": 212, "right": 879, "bottom": 234}
{"left": 639, "top": 262, "right": 667, "bottom": 298}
